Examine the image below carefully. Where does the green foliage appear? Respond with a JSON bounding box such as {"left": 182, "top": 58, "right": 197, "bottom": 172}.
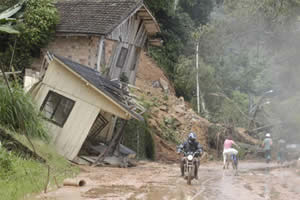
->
{"left": 0, "top": 25, "right": 19, "bottom": 34}
{"left": 144, "top": 0, "right": 175, "bottom": 16}
{"left": 173, "top": 56, "right": 196, "bottom": 101}
{"left": 159, "top": 116, "right": 181, "bottom": 144}
{"left": 0, "top": 149, "right": 14, "bottom": 177}
{"left": 20, "top": 0, "right": 58, "bottom": 48}
{"left": 0, "top": 132, "right": 79, "bottom": 200}
{"left": 0, "top": 0, "right": 59, "bottom": 71}
{"left": 178, "top": 0, "right": 214, "bottom": 26}
{"left": 224, "top": 0, "right": 300, "bottom": 23}
{"left": 122, "top": 119, "right": 155, "bottom": 160}
{"left": 0, "top": 83, "right": 48, "bottom": 140}
{"left": 163, "top": 94, "right": 168, "bottom": 101}
{"left": 146, "top": 0, "right": 213, "bottom": 81}
{"left": 0, "top": 0, "right": 19, "bottom": 9}
{"left": 216, "top": 91, "right": 249, "bottom": 126}
{"left": 146, "top": 0, "right": 300, "bottom": 145}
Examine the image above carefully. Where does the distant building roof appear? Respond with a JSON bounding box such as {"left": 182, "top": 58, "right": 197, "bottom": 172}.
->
{"left": 53, "top": 54, "right": 143, "bottom": 121}
{"left": 56, "top": 0, "right": 160, "bottom": 36}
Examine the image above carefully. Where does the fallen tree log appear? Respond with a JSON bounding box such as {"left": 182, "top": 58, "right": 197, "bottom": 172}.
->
{"left": 208, "top": 124, "right": 261, "bottom": 157}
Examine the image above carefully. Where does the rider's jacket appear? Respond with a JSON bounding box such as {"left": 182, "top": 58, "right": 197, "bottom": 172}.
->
{"left": 180, "top": 140, "right": 203, "bottom": 156}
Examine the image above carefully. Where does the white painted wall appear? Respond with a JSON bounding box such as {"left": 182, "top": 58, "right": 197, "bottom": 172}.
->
{"left": 32, "top": 60, "right": 131, "bottom": 160}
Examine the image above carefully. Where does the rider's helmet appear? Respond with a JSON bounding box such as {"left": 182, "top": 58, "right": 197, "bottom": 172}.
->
{"left": 266, "top": 133, "right": 271, "bottom": 138}
{"left": 188, "top": 132, "right": 196, "bottom": 143}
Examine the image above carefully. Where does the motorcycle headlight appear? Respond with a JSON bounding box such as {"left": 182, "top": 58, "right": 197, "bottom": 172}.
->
{"left": 187, "top": 155, "right": 193, "bottom": 161}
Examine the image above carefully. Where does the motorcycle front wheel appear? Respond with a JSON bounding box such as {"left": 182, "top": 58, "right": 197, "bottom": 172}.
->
{"left": 187, "top": 168, "right": 193, "bottom": 185}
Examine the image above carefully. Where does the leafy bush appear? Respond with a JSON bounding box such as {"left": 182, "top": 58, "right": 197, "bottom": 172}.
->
{"left": 0, "top": 0, "right": 59, "bottom": 71}
{"left": 122, "top": 119, "right": 156, "bottom": 160}
{"left": 0, "top": 83, "right": 48, "bottom": 140}
{"left": 0, "top": 133, "right": 79, "bottom": 200}
{"left": 0, "top": 149, "right": 15, "bottom": 178}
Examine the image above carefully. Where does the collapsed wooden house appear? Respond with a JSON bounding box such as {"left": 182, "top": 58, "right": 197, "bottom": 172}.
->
{"left": 29, "top": 54, "right": 144, "bottom": 162}
{"left": 25, "top": 0, "right": 160, "bottom": 164}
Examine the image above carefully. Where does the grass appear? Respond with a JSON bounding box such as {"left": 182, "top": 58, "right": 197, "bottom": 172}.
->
{"left": 0, "top": 127, "right": 79, "bottom": 200}
{"left": 0, "top": 82, "right": 79, "bottom": 199}
{"left": 0, "top": 83, "right": 48, "bottom": 140}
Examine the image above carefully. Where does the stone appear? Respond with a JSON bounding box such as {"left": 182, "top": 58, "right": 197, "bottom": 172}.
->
{"left": 159, "top": 105, "right": 168, "bottom": 112}
{"left": 174, "top": 105, "right": 185, "bottom": 114}
{"left": 159, "top": 78, "right": 169, "bottom": 93}
{"left": 178, "top": 96, "right": 185, "bottom": 105}
{"left": 152, "top": 80, "right": 161, "bottom": 88}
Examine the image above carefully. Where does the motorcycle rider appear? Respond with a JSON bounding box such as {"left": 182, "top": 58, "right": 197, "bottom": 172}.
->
{"left": 262, "top": 133, "right": 273, "bottom": 163}
{"left": 177, "top": 132, "right": 203, "bottom": 179}
{"left": 223, "top": 135, "right": 239, "bottom": 169}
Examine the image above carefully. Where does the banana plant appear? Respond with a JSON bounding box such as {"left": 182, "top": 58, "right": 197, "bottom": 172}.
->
{"left": 0, "top": 0, "right": 26, "bottom": 35}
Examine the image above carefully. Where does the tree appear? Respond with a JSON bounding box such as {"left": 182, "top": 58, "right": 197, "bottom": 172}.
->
{"left": 145, "top": 0, "right": 213, "bottom": 81}
{"left": 178, "top": 0, "right": 214, "bottom": 26}
{"left": 0, "top": 0, "right": 58, "bottom": 71}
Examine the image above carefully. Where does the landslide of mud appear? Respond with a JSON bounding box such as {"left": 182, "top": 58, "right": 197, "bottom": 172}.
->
{"left": 133, "top": 51, "right": 211, "bottom": 162}
{"left": 132, "top": 51, "right": 259, "bottom": 162}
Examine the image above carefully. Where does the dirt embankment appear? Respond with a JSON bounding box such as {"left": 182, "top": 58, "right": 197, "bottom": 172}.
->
{"left": 135, "top": 51, "right": 211, "bottom": 162}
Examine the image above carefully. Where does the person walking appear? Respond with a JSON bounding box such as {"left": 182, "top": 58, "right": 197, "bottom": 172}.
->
{"left": 262, "top": 133, "right": 273, "bottom": 163}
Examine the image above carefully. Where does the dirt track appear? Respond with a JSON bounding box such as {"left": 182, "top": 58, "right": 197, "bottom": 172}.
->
{"left": 37, "top": 161, "right": 300, "bottom": 200}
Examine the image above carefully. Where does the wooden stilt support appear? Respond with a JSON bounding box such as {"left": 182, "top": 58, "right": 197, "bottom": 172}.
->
{"left": 92, "top": 119, "right": 127, "bottom": 166}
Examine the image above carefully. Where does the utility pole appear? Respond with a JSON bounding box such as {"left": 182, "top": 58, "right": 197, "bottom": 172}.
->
{"left": 196, "top": 42, "right": 200, "bottom": 114}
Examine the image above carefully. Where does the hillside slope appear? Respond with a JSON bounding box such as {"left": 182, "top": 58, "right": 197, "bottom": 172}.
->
{"left": 135, "top": 51, "right": 211, "bottom": 162}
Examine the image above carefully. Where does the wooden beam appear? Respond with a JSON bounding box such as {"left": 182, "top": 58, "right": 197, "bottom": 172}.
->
{"left": 96, "top": 36, "right": 105, "bottom": 72}
{"left": 137, "top": 11, "right": 150, "bottom": 17}
{"left": 92, "top": 119, "right": 127, "bottom": 166}
{"left": 141, "top": 19, "right": 154, "bottom": 21}
{"left": 0, "top": 71, "right": 22, "bottom": 76}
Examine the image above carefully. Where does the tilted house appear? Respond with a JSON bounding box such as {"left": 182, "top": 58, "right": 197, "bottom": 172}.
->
{"left": 26, "top": 0, "right": 160, "bottom": 161}
{"left": 30, "top": 54, "right": 143, "bottom": 160}
{"left": 41, "top": 0, "right": 160, "bottom": 84}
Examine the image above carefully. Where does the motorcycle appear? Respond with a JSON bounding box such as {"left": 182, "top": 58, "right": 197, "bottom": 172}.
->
{"left": 178, "top": 148, "right": 199, "bottom": 185}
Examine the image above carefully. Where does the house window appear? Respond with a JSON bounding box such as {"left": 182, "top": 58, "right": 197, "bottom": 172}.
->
{"left": 40, "top": 91, "right": 75, "bottom": 127}
{"left": 116, "top": 47, "right": 128, "bottom": 68}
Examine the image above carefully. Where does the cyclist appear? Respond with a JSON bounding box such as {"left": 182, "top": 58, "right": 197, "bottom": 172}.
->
{"left": 223, "top": 135, "right": 239, "bottom": 169}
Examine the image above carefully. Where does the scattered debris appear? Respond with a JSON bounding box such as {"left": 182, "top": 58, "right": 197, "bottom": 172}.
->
{"left": 78, "top": 141, "right": 137, "bottom": 168}
{"left": 159, "top": 78, "right": 169, "bottom": 93}
{"left": 152, "top": 80, "right": 160, "bottom": 88}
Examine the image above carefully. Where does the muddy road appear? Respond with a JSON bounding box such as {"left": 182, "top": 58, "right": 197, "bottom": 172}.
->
{"left": 37, "top": 161, "right": 300, "bottom": 200}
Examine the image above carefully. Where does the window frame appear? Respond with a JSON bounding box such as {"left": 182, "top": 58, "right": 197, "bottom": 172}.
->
{"left": 40, "top": 91, "right": 75, "bottom": 127}
{"left": 116, "top": 47, "right": 128, "bottom": 68}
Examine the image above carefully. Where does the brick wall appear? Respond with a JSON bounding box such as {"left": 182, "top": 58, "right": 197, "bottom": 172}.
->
{"left": 104, "top": 39, "right": 116, "bottom": 67}
{"left": 47, "top": 36, "right": 100, "bottom": 69}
